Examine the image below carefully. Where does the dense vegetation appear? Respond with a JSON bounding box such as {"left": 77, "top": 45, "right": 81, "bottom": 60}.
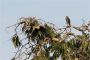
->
{"left": 10, "top": 16, "right": 90, "bottom": 60}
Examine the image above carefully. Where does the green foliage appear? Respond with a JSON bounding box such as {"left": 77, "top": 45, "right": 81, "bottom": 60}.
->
{"left": 10, "top": 17, "right": 90, "bottom": 60}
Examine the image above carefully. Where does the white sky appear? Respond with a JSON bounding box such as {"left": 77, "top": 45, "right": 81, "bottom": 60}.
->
{"left": 0, "top": 0, "right": 90, "bottom": 60}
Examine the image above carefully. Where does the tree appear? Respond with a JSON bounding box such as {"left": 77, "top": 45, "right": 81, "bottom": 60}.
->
{"left": 10, "top": 16, "right": 90, "bottom": 60}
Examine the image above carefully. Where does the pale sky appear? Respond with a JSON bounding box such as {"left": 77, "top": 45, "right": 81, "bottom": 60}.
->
{"left": 0, "top": 0, "right": 90, "bottom": 60}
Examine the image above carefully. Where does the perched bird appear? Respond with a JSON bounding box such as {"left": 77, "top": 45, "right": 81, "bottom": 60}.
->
{"left": 65, "top": 16, "right": 71, "bottom": 27}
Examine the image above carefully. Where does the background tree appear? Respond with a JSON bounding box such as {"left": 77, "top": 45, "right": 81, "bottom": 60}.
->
{"left": 10, "top": 16, "right": 90, "bottom": 60}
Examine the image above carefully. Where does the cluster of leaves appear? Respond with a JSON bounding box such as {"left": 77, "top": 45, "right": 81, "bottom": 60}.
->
{"left": 12, "top": 34, "right": 21, "bottom": 48}
{"left": 11, "top": 17, "right": 90, "bottom": 60}
{"left": 50, "top": 34, "right": 90, "bottom": 60}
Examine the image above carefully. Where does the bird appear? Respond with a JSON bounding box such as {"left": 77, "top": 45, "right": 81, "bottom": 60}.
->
{"left": 65, "top": 16, "right": 71, "bottom": 27}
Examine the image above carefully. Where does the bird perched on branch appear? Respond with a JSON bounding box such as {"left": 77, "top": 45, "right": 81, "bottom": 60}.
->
{"left": 65, "top": 16, "right": 71, "bottom": 27}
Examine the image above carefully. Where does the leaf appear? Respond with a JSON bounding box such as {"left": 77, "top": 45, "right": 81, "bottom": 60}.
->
{"left": 31, "top": 28, "right": 39, "bottom": 39}
{"left": 39, "top": 26, "right": 46, "bottom": 35}
{"left": 44, "top": 24, "right": 56, "bottom": 38}
{"left": 33, "top": 20, "right": 39, "bottom": 26}
{"left": 25, "top": 27, "right": 33, "bottom": 34}
{"left": 12, "top": 34, "right": 21, "bottom": 48}
{"left": 74, "top": 40, "right": 82, "bottom": 48}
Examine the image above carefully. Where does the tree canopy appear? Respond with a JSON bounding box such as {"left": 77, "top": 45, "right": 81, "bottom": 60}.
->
{"left": 10, "top": 16, "right": 90, "bottom": 60}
